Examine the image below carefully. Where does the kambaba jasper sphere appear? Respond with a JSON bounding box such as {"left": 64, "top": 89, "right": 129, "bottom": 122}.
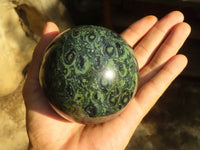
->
{"left": 39, "top": 25, "right": 139, "bottom": 124}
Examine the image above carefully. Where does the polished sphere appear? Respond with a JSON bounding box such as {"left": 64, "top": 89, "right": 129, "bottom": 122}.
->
{"left": 39, "top": 25, "right": 139, "bottom": 124}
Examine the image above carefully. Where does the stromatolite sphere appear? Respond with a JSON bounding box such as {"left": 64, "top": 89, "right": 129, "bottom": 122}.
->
{"left": 39, "top": 25, "right": 139, "bottom": 124}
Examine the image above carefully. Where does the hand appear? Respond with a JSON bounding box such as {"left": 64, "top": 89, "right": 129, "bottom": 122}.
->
{"left": 23, "top": 11, "right": 191, "bottom": 150}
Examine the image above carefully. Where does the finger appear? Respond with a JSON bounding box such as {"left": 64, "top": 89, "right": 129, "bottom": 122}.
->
{"left": 135, "top": 54, "right": 188, "bottom": 116}
{"left": 105, "top": 54, "right": 187, "bottom": 141}
{"left": 23, "top": 22, "right": 60, "bottom": 108}
{"left": 139, "top": 22, "right": 191, "bottom": 86}
{"left": 134, "top": 11, "right": 184, "bottom": 69}
{"left": 27, "top": 22, "right": 60, "bottom": 81}
{"left": 121, "top": 15, "right": 158, "bottom": 47}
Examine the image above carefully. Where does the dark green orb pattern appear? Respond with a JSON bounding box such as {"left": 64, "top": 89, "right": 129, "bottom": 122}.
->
{"left": 39, "top": 25, "right": 139, "bottom": 122}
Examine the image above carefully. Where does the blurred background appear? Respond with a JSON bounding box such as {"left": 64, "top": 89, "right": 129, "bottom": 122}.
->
{"left": 0, "top": 0, "right": 199, "bottom": 149}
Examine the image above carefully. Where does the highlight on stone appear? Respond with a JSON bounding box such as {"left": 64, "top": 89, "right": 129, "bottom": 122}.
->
{"left": 39, "top": 25, "right": 139, "bottom": 124}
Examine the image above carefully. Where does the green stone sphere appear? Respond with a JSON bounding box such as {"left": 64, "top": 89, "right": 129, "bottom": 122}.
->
{"left": 39, "top": 25, "right": 139, "bottom": 124}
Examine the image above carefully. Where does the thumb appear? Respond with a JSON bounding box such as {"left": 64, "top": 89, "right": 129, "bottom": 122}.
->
{"left": 23, "top": 22, "right": 60, "bottom": 108}
{"left": 27, "top": 22, "right": 60, "bottom": 81}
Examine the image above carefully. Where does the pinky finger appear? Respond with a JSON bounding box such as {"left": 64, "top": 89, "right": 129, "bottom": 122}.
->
{"left": 135, "top": 54, "right": 188, "bottom": 116}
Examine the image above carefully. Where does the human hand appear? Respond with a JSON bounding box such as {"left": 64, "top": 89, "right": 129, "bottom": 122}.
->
{"left": 23, "top": 11, "right": 191, "bottom": 150}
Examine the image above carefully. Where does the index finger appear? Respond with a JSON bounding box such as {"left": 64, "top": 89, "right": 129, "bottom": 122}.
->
{"left": 121, "top": 15, "right": 158, "bottom": 47}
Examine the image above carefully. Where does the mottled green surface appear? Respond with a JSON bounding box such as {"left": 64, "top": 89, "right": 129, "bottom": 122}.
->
{"left": 39, "top": 25, "right": 138, "bottom": 123}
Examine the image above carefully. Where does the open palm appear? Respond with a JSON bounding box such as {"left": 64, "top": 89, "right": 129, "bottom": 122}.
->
{"left": 23, "top": 11, "right": 191, "bottom": 150}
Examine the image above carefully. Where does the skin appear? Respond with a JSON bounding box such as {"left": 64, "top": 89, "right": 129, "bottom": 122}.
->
{"left": 23, "top": 11, "right": 191, "bottom": 150}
